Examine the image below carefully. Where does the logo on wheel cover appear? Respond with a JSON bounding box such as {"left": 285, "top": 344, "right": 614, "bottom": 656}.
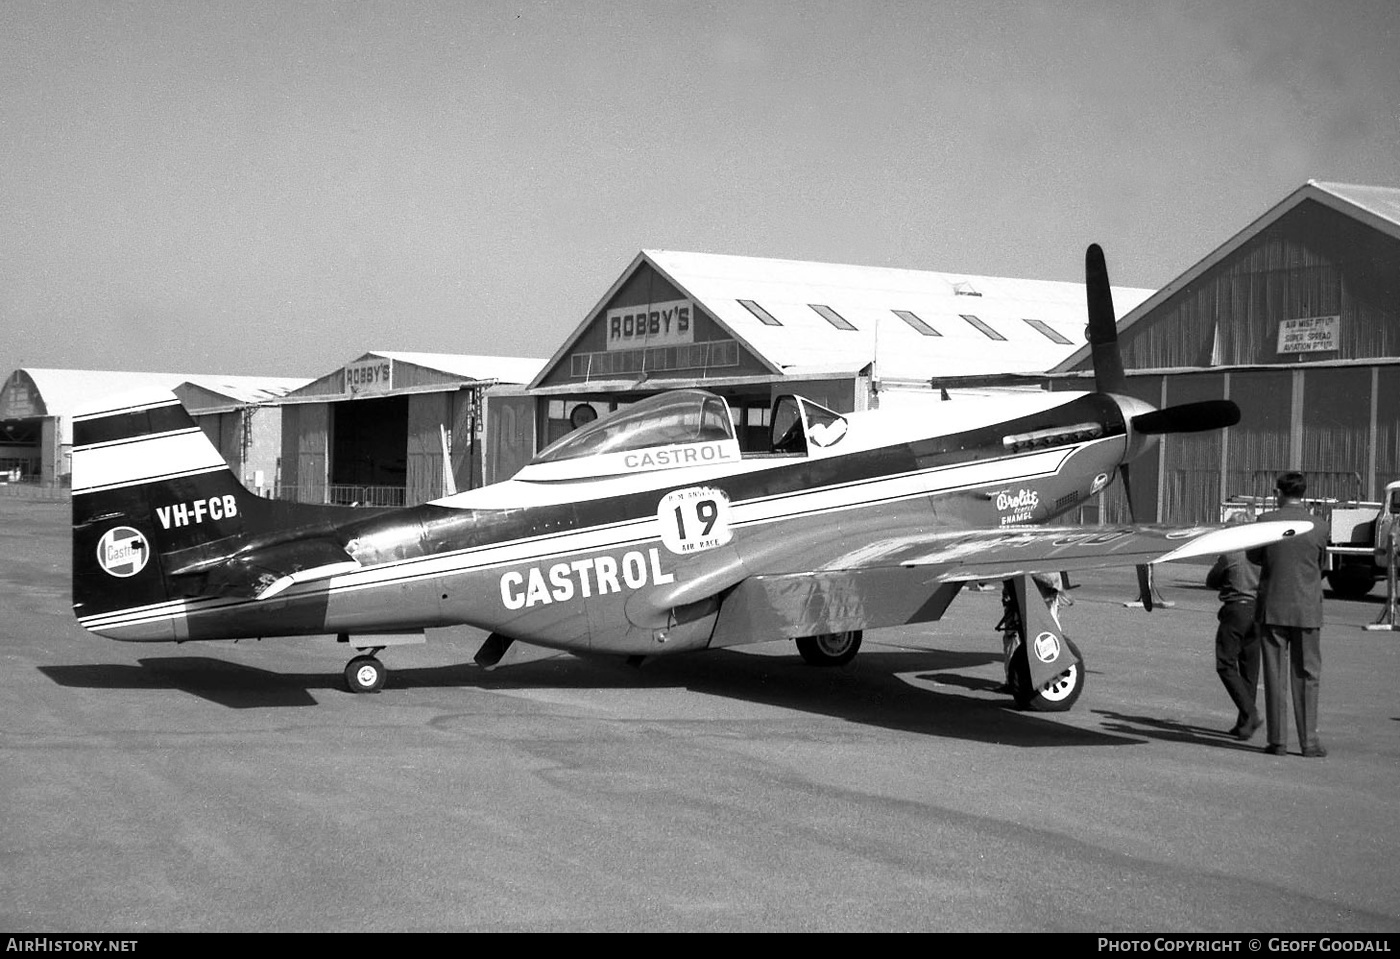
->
{"left": 97, "top": 526, "right": 150, "bottom": 578}
{"left": 1033, "top": 631, "right": 1061, "bottom": 663}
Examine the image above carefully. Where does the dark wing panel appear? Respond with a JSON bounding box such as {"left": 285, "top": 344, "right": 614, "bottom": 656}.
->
{"left": 710, "top": 568, "right": 965, "bottom": 647}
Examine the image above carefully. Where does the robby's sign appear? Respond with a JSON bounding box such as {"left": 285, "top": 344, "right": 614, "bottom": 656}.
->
{"left": 1277, "top": 315, "right": 1339, "bottom": 355}
{"left": 606, "top": 299, "right": 694, "bottom": 351}
{"left": 344, "top": 357, "right": 393, "bottom": 395}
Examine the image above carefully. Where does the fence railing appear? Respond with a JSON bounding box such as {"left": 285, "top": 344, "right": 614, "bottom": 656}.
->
{"left": 0, "top": 480, "right": 409, "bottom": 508}
{"left": 0, "top": 479, "right": 69, "bottom": 501}
{"left": 268, "top": 485, "right": 407, "bottom": 508}
{"left": 326, "top": 485, "right": 406, "bottom": 508}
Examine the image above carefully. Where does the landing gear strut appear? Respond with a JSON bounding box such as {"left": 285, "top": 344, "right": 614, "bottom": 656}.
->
{"left": 336, "top": 631, "right": 425, "bottom": 694}
{"left": 998, "top": 574, "right": 1084, "bottom": 712}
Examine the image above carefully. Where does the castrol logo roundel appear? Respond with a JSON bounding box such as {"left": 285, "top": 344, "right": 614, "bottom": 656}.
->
{"left": 97, "top": 527, "right": 150, "bottom": 578}
{"left": 1033, "top": 630, "right": 1062, "bottom": 663}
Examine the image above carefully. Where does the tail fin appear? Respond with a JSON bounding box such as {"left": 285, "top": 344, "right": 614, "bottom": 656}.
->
{"left": 72, "top": 387, "right": 375, "bottom": 642}
{"left": 71, "top": 388, "right": 270, "bottom": 639}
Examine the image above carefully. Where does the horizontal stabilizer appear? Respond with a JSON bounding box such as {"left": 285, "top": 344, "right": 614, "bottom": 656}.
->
{"left": 256, "top": 561, "right": 363, "bottom": 599}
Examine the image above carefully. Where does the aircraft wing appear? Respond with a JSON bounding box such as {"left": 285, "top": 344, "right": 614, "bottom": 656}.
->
{"left": 630, "top": 519, "right": 1314, "bottom": 645}
{"left": 832, "top": 519, "right": 1312, "bottom": 581}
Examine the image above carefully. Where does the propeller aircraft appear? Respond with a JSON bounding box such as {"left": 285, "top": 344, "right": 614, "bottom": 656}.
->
{"left": 71, "top": 245, "right": 1313, "bottom": 711}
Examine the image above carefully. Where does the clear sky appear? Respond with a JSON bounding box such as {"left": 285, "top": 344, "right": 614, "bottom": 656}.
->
{"left": 3, "top": 0, "right": 1399, "bottom": 378}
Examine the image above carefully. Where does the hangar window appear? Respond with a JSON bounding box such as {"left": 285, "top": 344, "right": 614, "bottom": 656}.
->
{"left": 893, "top": 310, "right": 940, "bottom": 336}
{"left": 738, "top": 299, "right": 783, "bottom": 326}
{"left": 810, "top": 304, "right": 857, "bottom": 331}
{"left": 960, "top": 314, "right": 1006, "bottom": 341}
{"left": 1023, "top": 317, "right": 1072, "bottom": 345}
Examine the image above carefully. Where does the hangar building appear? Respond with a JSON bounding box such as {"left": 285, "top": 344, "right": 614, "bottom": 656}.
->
{"left": 276, "top": 351, "right": 544, "bottom": 506}
{"left": 1053, "top": 180, "right": 1400, "bottom": 525}
{"left": 0, "top": 369, "right": 309, "bottom": 489}
{"left": 520, "top": 249, "right": 1153, "bottom": 455}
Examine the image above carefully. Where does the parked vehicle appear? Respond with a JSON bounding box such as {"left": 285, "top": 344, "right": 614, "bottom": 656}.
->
{"left": 1221, "top": 473, "right": 1400, "bottom": 598}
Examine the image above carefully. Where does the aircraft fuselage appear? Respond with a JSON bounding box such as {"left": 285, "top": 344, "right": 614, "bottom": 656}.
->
{"left": 77, "top": 389, "right": 1129, "bottom": 656}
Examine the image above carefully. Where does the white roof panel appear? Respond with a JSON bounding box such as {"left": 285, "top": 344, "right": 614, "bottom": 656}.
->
{"left": 370, "top": 351, "right": 546, "bottom": 385}
{"left": 1314, "top": 180, "right": 1400, "bottom": 233}
{"left": 643, "top": 250, "right": 1152, "bottom": 380}
{"left": 16, "top": 369, "right": 310, "bottom": 417}
{"left": 180, "top": 375, "right": 313, "bottom": 404}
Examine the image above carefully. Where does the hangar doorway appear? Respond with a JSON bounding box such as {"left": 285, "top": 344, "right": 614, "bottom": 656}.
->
{"left": 0, "top": 419, "right": 42, "bottom": 482}
{"left": 330, "top": 395, "right": 409, "bottom": 506}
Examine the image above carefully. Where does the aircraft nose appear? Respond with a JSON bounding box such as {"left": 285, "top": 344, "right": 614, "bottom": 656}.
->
{"left": 1113, "top": 393, "right": 1155, "bottom": 420}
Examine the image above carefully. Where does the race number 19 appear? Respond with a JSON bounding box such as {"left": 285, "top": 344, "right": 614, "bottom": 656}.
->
{"left": 658, "top": 486, "right": 733, "bottom": 554}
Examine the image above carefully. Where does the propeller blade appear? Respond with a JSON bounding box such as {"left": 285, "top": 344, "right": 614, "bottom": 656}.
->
{"left": 1132, "top": 399, "right": 1241, "bottom": 435}
{"left": 1119, "top": 459, "right": 1135, "bottom": 523}
{"left": 1114, "top": 456, "right": 1136, "bottom": 523}
{"left": 1085, "top": 243, "right": 1126, "bottom": 395}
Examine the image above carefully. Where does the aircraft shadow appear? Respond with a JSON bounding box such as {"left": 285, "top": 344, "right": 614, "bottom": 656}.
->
{"left": 618, "top": 649, "right": 1137, "bottom": 747}
{"left": 42, "top": 647, "right": 1143, "bottom": 748}
{"left": 41, "top": 659, "right": 323, "bottom": 709}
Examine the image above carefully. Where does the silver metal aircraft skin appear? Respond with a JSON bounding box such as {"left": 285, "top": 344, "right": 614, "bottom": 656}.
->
{"left": 70, "top": 246, "right": 1312, "bottom": 707}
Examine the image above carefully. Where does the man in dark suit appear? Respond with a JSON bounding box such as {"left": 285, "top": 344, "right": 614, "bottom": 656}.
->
{"left": 1247, "top": 472, "right": 1331, "bottom": 757}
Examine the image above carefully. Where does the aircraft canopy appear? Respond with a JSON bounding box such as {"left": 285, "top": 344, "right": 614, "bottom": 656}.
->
{"left": 532, "top": 389, "right": 735, "bottom": 465}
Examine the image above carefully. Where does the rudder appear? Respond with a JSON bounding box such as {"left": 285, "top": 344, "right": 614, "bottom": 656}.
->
{"left": 71, "top": 388, "right": 262, "bottom": 640}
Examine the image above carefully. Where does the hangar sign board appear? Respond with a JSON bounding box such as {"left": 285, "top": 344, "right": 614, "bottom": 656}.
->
{"left": 344, "top": 357, "right": 393, "bottom": 396}
{"left": 1277, "top": 315, "right": 1339, "bottom": 354}
{"left": 606, "top": 298, "right": 694, "bottom": 351}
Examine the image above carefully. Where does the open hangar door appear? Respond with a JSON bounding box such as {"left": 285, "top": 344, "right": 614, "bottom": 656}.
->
{"left": 329, "top": 395, "right": 409, "bottom": 506}
{"left": 0, "top": 418, "right": 43, "bottom": 482}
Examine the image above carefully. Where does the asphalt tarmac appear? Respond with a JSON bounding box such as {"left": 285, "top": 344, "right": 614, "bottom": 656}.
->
{"left": 2, "top": 495, "right": 1398, "bottom": 932}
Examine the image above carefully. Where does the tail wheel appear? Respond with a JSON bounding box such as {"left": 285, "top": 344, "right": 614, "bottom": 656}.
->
{"left": 1008, "top": 637, "right": 1083, "bottom": 712}
{"left": 345, "top": 655, "right": 386, "bottom": 694}
{"left": 796, "top": 630, "right": 863, "bottom": 667}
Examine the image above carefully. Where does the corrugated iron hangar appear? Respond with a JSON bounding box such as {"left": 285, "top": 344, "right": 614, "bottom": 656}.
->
{"left": 1052, "top": 180, "right": 1400, "bottom": 525}
{"left": 5, "top": 178, "right": 1399, "bottom": 524}
{"left": 272, "top": 351, "right": 544, "bottom": 506}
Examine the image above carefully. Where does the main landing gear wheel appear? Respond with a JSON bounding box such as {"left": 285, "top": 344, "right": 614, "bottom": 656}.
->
{"left": 1008, "top": 636, "right": 1083, "bottom": 712}
{"left": 1326, "top": 566, "right": 1376, "bottom": 598}
{"left": 796, "top": 630, "right": 863, "bottom": 667}
{"left": 345, "top": 655, "right": 386, "bottom": 694}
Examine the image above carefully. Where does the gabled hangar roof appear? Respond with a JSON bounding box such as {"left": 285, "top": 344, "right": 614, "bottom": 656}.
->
{"left": 532, "top": 250, "right": 1153, "bottom": 388}
{"left": 369, "top": 351, "right": 545, "bottom": 385}
{"left": 285, "top": 351, "right": 548, "bottom": 400}
{"left": 177, "top": 375, "right": 313, "bottom": 406}
{"left": 1052, "top": 179, "right": 1400, "bottom": 374}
